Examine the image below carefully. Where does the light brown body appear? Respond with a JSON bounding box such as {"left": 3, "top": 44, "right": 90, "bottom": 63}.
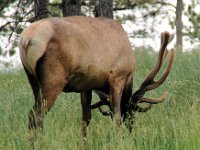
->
{"left": 19, "top": 16, "right": 175, "bottom": 139}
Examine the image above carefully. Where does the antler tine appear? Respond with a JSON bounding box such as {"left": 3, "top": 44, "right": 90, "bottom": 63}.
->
{"left": 91, "top": 90, "right": 111, "bottom": 116}
{"left": 91, "top": 101, "right": 111, "bottom": 116}
{"left": 141, "top": 31, "right": 171, "bottom": 88}
{"left": 134, "top": 104, "right": 152, "bottom": 112}
{"left": 91, "top": 90, "right": 110, "bottom": 109}
{"left": 162, "top": 48, "right": 169, "bottom": 63}
{"left": 91, "top": 100, "right": 107, "bottom": 109}
{"left": 140, "top": 91, "right": 168, "bottom": 104}
{"left": 145, "top": 48, "right": 175, "bottom": 91}
{"left": 98, "top": 107, "right": 112, "bottom": 116}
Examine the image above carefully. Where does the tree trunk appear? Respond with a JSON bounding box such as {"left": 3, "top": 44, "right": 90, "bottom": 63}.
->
{"left": 176, "top": 0, "right": 183, "bottom": 51}
{"left": 34, "top": 0, "right": 49, "bottom": 20}
{"left": 94, "top": 0, "right": 113, "bottom": 19}
{"left": 62, "top": 0, "right": 81, "bottom": 17}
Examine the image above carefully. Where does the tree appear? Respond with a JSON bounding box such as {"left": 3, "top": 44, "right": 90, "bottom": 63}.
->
{"left": 185, "top": 0, "right": 200, "bottom": 45}
{"left": 0, "top": 1, "right": 35, "bottom": 67}
{"left": 34, "top": 0, "right": 49, "bottom": 20}
{"left": 176, "top": 0, "right": 183, "bottom": 51}
{"left": 62, "top": 0, "right": 81, "bottom": 17}
{"left": 94, "top": 0, "right": 113, "bottom": 18}
{"left": 1, "top": 0, "right": 200, "bottom": 67}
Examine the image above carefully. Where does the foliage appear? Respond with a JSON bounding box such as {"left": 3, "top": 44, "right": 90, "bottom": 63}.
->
{"left": 0, "top": 0, "right": 34, "bottom": 58}
{"left": 0, "top": 48, "right": 199, "bottom": 149}
{"left": 184, "top": 0, "right": 200, "bottom": 43}
{"left": 0, "top": 0, "right": 200, "bottom": 67}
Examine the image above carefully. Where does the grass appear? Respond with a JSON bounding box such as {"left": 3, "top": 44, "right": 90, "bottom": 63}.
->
{"left": 0, "top": 48, "right": 199, "bottom": 150}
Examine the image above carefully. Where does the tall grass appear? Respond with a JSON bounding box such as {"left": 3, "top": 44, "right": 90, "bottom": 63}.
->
{"left": 0, "top": 49, "right": 199, "bottom": 150}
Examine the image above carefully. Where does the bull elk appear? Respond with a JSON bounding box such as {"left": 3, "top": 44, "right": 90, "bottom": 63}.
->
{"left": 19, "top": 16, "right": 175, "bottom": 138}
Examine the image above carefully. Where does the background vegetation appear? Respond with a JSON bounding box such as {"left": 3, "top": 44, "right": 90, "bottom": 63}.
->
{"left": 0, "top": 48, "right": 199, "bottom": 149}
{"left": 1, "top": 0, "right": 200, "bottom": 67}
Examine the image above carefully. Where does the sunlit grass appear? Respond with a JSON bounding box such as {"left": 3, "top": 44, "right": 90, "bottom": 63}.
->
{"left": 0, "top": 49, "right": 199, "bottom": 149}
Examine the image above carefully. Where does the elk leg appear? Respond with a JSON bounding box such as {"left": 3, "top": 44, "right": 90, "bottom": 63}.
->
{"left": 121, "top": 76, "right": 134, "bottom": 132}
{"left": 28, "top": 65, "right": 66, "bottom": 131}
{"left": 23, "top": 68, "right": 43, "bottom": 131}
{"left": 31, "top": 51, "right": 67, "bottom": 130}
{"left": 28, "top": 81, "right": 65, "bottom": 131}
{"left": 110, "top": 87, "right": 123, "bottom": 125}
{"left": 109, "top": 77, "right": 125, "bottom": 126}
{"left": 81, "top": 90, "right": 92, "bottom": 138}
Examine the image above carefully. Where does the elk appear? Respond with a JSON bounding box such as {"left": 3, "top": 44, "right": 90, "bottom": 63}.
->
{"left": 19, "top": 16, "right": 175, "bottom": 138}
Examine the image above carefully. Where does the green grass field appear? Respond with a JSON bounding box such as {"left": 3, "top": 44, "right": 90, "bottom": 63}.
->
{"left": 0, "top": 48, "right": 199, "bottom": 150}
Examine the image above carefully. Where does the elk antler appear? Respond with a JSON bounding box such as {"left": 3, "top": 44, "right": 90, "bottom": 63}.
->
{"left": 130, "top": 31, "right": 175, "bottom": 110}
{"left": 91, "top": 90, "right": 111, "bottom": 116}
{"left": 91, "top": 90, "right": 110, "bottom": 109}
{"left": 92, "top": 31, "right": 175, "bottom": 115}
{"left": 134, "top": 104, "right": 152, "bottom": 112}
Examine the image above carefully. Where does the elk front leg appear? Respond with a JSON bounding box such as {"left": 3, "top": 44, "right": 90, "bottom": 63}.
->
{"left": 109, "top": 76, "right": 125, "bottom": 126}
{"left": 121, "top": 75, "right": 134, "bottom": 132}
{"left": 81, "top": 91, "right": 92, "bottom": 139}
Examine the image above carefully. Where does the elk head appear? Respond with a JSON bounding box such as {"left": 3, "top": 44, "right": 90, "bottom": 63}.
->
{"left": 91, "top": 31, "right": 175, "bottom": 123}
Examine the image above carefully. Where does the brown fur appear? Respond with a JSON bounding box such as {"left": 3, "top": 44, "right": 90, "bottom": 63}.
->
{"left": 19, "top": 16, "right": 174, "bottom": 138}
{"left": 19, "top": 16, "right": 135, "bottom": 137}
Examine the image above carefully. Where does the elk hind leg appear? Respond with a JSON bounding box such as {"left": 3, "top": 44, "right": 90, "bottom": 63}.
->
{"left": 23, "top": 68, "right": 43, "bottom": 131}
